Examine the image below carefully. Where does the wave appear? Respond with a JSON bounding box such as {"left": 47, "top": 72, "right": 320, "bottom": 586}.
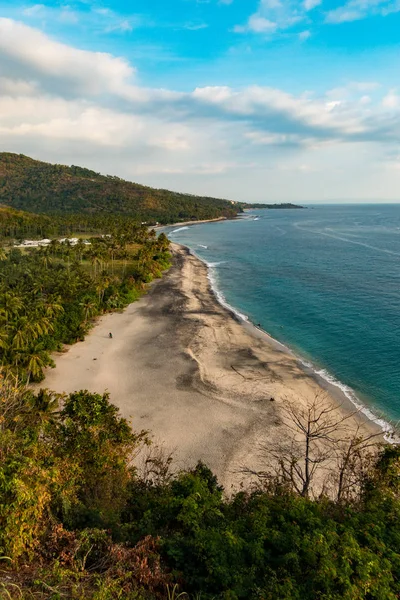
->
{"left": 206, "top": 260, "right": 226, "bottom": 268}
{"left": 188, "top": 249, "right": 249, "bottom": 321}
{"left": 207, "top": 268, "right": 249, "bottom": 322}
{"left": 297, "top": 360, "right": 398, "bottom": 443}
{"left": 190, "top": 246, "right": 397, "bottom": 443}
{"left": 171, "top": 226, "right": 189, "bottom": 233}
{"left": 198, "top": 244, "right": 208, "bottom": 249}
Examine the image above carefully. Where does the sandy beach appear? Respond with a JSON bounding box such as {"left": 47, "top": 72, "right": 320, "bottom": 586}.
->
{"left": 40, "top": 243, "right": 381, "bottom": 490}
{"left": 154, "top": 216, "right": 227, "bottom": 231}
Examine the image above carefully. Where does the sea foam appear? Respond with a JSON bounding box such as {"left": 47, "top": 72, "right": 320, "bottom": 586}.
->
{"left": 298, "top": 360, "right": 398, "bottom": 443}
{"left": 171, "top": 226, "right": 189, "bottom": 234}
{"left": 190, "top": 249, "right": 249, "bottom": 321}
{"left": 194, "top": 248, "right": 397, "bottom": 443}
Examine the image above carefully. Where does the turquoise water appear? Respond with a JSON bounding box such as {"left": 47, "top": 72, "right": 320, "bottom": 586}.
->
{"left": 165, "top": 205, "right": 400, "bottom": 426}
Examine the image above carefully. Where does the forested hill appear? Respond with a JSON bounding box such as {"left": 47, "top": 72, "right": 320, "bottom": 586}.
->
{"left": 0, "top": 153, "right": 241, "bottom": 223}
{"left": 245, "top": 202, "right": 305, "bottom": 209}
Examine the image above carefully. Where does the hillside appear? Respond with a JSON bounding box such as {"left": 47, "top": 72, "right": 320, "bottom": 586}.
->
{"left": 245, "top": 202, "right": 305, "bottom": 209}
{"left": 0, "top": 153, "right": 241, "bottom": 223}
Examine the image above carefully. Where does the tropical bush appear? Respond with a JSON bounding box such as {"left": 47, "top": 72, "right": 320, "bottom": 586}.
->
{"left": 0, "top": 376, "right": 399, "bottom": 599}
{"left": 0, "top": 225, "right": 171, "bottom": 382}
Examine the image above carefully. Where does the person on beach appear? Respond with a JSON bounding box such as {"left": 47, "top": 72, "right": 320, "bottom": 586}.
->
{"left": 109, "top": 332, "right": 113, "bottom": 339}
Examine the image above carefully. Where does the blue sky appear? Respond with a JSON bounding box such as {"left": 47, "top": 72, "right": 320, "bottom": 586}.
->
{"left": 1, "top": 0, "right": 400, "bottom": 202}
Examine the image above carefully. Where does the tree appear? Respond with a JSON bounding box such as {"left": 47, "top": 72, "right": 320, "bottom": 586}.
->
{"left": 26, "top": 387, "right": 60, "bottom": 427}
{"left": 0, "top": 292, "right": 23, "bottom": 323}
{"left": 80, "top": 297, "right": 97, "bottom": 324}
{"left": 25, "top": 345, "right": 54, "bottom": 383}
{"left": 53, "top": 391, "right": 149, "bottom": 527}
{"left": 331, "top": 425, "right": 382, "bottom": 502}
{"left": 246, "top": 392, "right": 381, "bottom": 499}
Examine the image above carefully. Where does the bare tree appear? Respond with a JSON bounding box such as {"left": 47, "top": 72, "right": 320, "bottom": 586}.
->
{"left": 136, "top": 442, "right": 175, "bottom": 486}
{"left": 242, "top": 392, "right": 383, "bottom": 499}
{"left": 330, "top": 426, "right": 382, "bottom": 502}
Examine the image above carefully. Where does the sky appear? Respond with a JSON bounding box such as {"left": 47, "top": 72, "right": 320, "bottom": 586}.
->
{"left": 1, "top": 1, "right": 400, "bottom": 202}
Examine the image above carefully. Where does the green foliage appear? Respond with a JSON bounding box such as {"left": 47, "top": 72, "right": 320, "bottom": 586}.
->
{"left": 0, "top": 224, "right": 171, "bottom": 381}
{"left": 53, "top": 390, "right": 148, "bottom": 529}
{"left": 0, "top": 153, "right": 241, "bottom": 224}
{"left": 244, "top": 203, "right": 304, "bottom": 209}
{"left": 0, "top": 377, "right": 70, "bottom": 560}
{"left": 0, "top": 378, "right": 399, "bottom": 599}
{"left": 122, "top": 454, "right": 400, "bottom": 599}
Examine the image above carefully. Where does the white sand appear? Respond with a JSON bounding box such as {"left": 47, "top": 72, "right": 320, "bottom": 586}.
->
{"left": 39, "top": 244, "right": 381, "bottom": 490}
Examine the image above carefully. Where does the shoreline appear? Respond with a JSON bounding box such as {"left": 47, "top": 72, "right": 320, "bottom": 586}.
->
{"left": 38, "top": 243, "right": 384, "bottom": 490}
{"left": 154, "top": 216, "right": 228, "bottom": 231}
{"left": 182, "top": 243, "right": 388, "bottom": 440}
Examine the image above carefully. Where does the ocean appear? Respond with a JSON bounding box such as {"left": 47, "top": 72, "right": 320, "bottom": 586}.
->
{"left": 165, "top": 204, "right": 400, "bottom": 430}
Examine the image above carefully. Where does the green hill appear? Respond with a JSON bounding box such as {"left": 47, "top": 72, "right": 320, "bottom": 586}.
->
{"left": 0, "top": 153, "right": 241, "bottom": 223}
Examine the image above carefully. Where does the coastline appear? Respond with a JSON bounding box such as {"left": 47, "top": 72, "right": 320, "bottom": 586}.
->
{"left": 38, "top": 242, "right": 383, "bottom": 490}
{"left": 190, "top": 244, "right": 392, "bottom": 439}
{"left": 193, "top": 246, "right": 395, "bottom": 442}
{"left": 154, "top": 216, "right": 227, "bottom": 231}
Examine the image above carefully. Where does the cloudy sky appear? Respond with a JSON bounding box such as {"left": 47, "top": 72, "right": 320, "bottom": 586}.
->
{"left": 1, "top": 0, "right": 400, "bottom": 202}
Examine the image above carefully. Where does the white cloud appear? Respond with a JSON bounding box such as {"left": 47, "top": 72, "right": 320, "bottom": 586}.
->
{"left": 0, "top": 77, "right": 37, "bottom": 96}
{"left": 245, "top": 131, "right": 307, "bottom": 145}
{"left": 234, "top": 0, "right": 313, "bottom": 36}
{"left": 22, "top": 3, "right": 141, "bottom": 34}
{"left": 182, "top": 23, "right": 209, "bottom": 30}
{"left": 23, "top": 3, "right": 79, "bottom": 23}
{"left": 234, "top": 15, "right": 277, "bottom": 33}
{"left": 22, "top": 4, "right": 46, "bottom": 16}
{"left": 382, "top": 90, "right": 399, "bottom": 108}
{"left": 325, "top": 0, "right": 400, "bottom": 23}
{"left": 2, "top": 19, "right": 400, "bottom": 201}
{"left": 0, "top": 18, "right": 135, "bottom": 96}
{"left": 350, "top": 81, "right": 381, "bottom": 92}
{"left": 303, "top": 0, "right": 322, "bottom": 10}
{"left": 299, "top": 29, "right": 311, "bottom": 40}
{"left": 105, "top": 19, "right": 134, "bottom": 33}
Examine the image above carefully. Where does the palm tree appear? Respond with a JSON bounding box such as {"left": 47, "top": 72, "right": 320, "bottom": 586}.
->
{"left": 27, "top": 388, "right": 60, "bottom": 426}
{"left": 108, "top": 241, "right": 119, "bottom": 275}
{"left": 120, "top": 248, "right": 129, "bottom": 275}
{"left": 12, "top": 316, "right": 52, "bottom": 351}
{"left": 89, "top": 249, "right": 101, "bottom": 279}
{"left": 44, "top": 298, "right": 64, "bottom": 319}
{"left": 80, "top": 297, "right": 97, "bottom": 324}
{"left": 25, "top": 346, "right": 53, "bottom": 383}
{"left": 0, "top": 328, "right": 9, "bottom": 351}
{"left": 49, "top": 239, "right": 59, "bottom": 257}
{"left": 76, "top": 238, "right": 85, "bottom": 262}
{"left": 0, "top": 293, "right": 24, "bottom": 323}
{"left": 96, "top": 273, "right": 110, "bottom": 304}
{"left": 40, "top": 249, "right": 51, "bottom": 270}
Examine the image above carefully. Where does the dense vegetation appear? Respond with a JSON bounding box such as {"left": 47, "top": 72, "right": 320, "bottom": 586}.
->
{"left": 0, "top": 379, "right": 399, "bottom": 599}
{"left": 0, "top": 206, "right": 163, "bottom": 241}
{"left": 0, "top": 153, "right": 241, "bottom": 223}
{"left": 244, "top": 203, "right": 304, "bottom": 209}
{"left": 0, "top": 223, "right": 171, "bottom": 382}
{"left": 0, "top": 196, "right": 398, "bottom": 599}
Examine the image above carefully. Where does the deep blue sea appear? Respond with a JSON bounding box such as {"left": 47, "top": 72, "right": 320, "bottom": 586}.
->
{"left": 165, "top": 205, "right": 400, "bottom": 428}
